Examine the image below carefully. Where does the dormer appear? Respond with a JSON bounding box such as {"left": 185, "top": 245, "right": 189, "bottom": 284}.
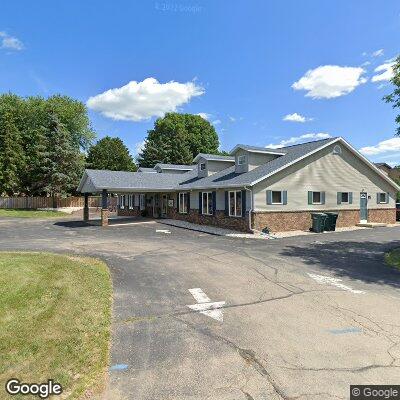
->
{"left": 153, "top": 163, "right": 196, "bottom": 174}
{"left": 230, "top": 144, "right": 286, "bottom": 173}
{"left": 193, "top": 153, "right": 235, "bottom": 177}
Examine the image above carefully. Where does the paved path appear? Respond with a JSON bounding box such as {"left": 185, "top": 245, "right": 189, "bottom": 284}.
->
{"left": 1, "top": 217, "right": 400, "bottom": 400}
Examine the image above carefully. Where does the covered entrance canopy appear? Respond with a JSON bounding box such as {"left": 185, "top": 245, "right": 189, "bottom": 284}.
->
{"left": 77, "top": 169, "right": 188, "bottom": 226}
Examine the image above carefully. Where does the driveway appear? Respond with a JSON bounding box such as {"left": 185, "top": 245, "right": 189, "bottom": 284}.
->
{"left": 1, "top": 217, "right": 399, "bottom": 400}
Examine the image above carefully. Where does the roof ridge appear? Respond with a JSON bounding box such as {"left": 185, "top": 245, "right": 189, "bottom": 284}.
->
{"left": 279, "top": 136, "right": 337, "bottom": 150}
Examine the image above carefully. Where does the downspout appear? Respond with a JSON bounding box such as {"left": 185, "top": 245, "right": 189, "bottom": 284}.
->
{"left": 244, "top": 186, "right": 254, "bottom": 233}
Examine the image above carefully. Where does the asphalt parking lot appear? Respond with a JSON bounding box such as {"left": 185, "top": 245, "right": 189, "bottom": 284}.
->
{"left": 1, "top": 217, "right": 400, "bottom": 400}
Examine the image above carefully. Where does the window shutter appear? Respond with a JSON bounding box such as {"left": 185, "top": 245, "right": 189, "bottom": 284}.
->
{"left": 376, "top": 193, "right": 380, "bottom": 204}
{"left": 212, "top": 191, "right": 217, "bottom": 215}
{"left": 386, "top": 192, "right": 389, "bottom": 204}
{"left": 266, "top": 190, "right": 272, "bottom": 205}
{"left": 321, "top": 192, "right": 326, "bottom": 204}
{"left": 199, "top": 192, "right": 202, "bottom": 215}
{"left": 282, "top": 190, "right": 287, "bottom": 205}
{"left": 337, "top": 192, "right": 341, "bottom": 205}
{"left": 187, "top": 192, "right": 190, "bottom": 211}
{"left": 177, "top": 193, "right": 180, "bottom": 211}
{"left": 308, "top": 191, "right": 312, "bottom": 205}
{"left": 241, "top": 190, "right": 247, "bottom": 217}
{"left": 224, "top": 191, "right": 229, "bottom": 216}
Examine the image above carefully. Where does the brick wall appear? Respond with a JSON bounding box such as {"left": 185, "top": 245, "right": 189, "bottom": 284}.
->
{"left": 167, "top": 208, "right": 251, "bottom": 232}
{"left": 252, "top": 208, "right": 396, "bottom": 232}
{"left": 117, "top": 207, "right": 141, "bottom": 217}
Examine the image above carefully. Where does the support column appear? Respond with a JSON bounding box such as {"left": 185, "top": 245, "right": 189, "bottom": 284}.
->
{"left": 83, "top": 193, "right": 89, "bottom": 221}
{"left": 101, "top": 189, "right": 108, "bottom": 227}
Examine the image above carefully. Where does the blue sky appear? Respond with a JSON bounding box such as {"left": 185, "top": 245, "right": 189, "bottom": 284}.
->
{"left": 0, "top": 1, "right": 399, "bottom": 164}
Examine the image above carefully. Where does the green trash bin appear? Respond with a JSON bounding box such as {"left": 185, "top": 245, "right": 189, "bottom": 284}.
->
{"left": 311, "top": 213, "right": 327, "bottom": 233}
{"left": 324, "top": 212, "right": 339, "bottom": 231}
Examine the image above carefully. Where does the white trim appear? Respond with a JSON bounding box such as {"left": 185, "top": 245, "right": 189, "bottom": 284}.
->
{"left": 340, "top": 191, "right": 350, "bottom": 204}
{"left": 193, "top": 154, "right": 235, "bottom": 163}
{"left": 178, "top": 192, "right": 188, "bottom": 214}
{"left": 311, "top": 191, "right": 322, "bottom": 205}
{"left": 228, "top": 190, "right": 242, "bottom": 217}
{"left": 238, "top": 155, "right": 247, "bottom": 165}
{"left": 230, "top": 144, "right": 285, "bottom": 156}
{"left": 250, "top": 137, "right": 400, "bottom": 191}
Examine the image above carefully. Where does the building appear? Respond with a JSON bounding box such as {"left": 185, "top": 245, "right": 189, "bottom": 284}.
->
{"left": 78, "top": 137, "right": 400, "bottom": 232}
{"left": 374, "top": 163, "right": 400, "bottom": 181}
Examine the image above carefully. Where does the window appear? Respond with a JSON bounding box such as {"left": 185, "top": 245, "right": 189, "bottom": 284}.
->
{"left": 229, "top": 190, "right": 242, "bottom": 217}
{"left": 272, "top": 191, "right": 283, "bottom": 204}
{"left": 312, "top": 191, "right": 322, "bottom": 204}
{"left": 139, "top": 194, "right": 145, "bottom": 210}
{"left": 128, "top": 194, "right": 134, "bottom": 209}
{"left": 202, "top": 192, "right": 213, "bottom": 215}
{"left": 200, "top": 163, "right": 206, "bottom": 171}
{"left": 119, "top": 194, "right": 126, "bottom": 209}
{"left": 179, "top": 192, "right": 188, "bottom": 214}
{"left": 378, "top": 192, "right": 388, "bottom": 204}
{"left": 341, "top": 192, "right": 349, "bottom": 203}
{"left": 238, "top": 155, "right": 246, "bottom": 165}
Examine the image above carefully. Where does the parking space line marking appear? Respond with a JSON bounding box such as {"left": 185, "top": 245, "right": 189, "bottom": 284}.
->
{"left": 307, "top": 273, "right": 365, "bottom": 294}
{"left": 187, "top": 288, "right": 225, "bottom": 322}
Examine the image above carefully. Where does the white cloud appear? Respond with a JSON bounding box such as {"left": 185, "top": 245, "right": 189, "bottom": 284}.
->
{"left": 266, "top": 133, "right": 331, "bottom": 149}
{"left": 292, "top": 65, "right": 367, "bottom": 99}
{"left": 0, "top": 31, "right": 24, "bottom": 50}
{"left": 371, "top": 62, "right": 395, "bottom": 82}
{"left": 212, "top": 119, "right": 221, "bottom": 125}
{"left": 228, "top": 116, "right": 236, "bottom": 122}
{"left": 359, "top": 137, "right": 400, "bottom": 156}
{"left": 196, "top": 112, "right": 211, "bottom": 120}
{"left": 372, "top": 49, "right": 384, "bottom": 57}
{"left": 283, "top": 112, "right": 313, "bottom": 123}
{"left": 134, "top": 140, "right": 146, "bottom": 156}
{"left": 87, "top": 77, "right": 204, "bottom": 121}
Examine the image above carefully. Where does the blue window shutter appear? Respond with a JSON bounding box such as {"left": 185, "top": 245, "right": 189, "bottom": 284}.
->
{"left": 282, "top": 190, "right": 287, "bottom": 205}
{"left": 266, "top": 190, "right": 272, "bottom": 205}
{"left": 177, "top": 193, "right": 180, "bottom": 211}
{"left": 386, "top": 192, "right": 389, "bottom": 204}
{"left": 212, "top": 191, "right": 217, "bottom": 215}
{"left": 321, "top": 192, "right": 326, "bottom": 204}
{"left": 198, "top": 192, "right": 202, "bottom": 214}
{"left": 224, "top": 191, "right": 229, "bottom": 216}
{"left": 241, "top": 190, "right": 247, "bottom": 217}
{"left": 308, "top": 191, "right": 313, "bottom": 205}
{"left": 376, "top": 193, "right": 380, "bottom": 204}
{"left": 187, "top": 192, "right": 190, "bottom": 211}
{"left": 349, "top": 192, "right": 353, "bottom": 204}
{"left": 337, "top": 192, "right": 341, "bottom": 205}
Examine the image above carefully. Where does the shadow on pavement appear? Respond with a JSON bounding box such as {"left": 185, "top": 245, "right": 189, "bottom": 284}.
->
{"left": 54, "top": 216, "right": 154, "bottom": 228}
{"left": 280, "top": 240, "right": 400, "bottom": 288}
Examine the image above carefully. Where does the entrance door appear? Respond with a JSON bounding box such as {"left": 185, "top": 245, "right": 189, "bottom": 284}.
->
{"left": 161, "top": 194, "right": 168, "bottom": 217}
{"left": 360, "top": 192, "right": 368, "bottom": 222}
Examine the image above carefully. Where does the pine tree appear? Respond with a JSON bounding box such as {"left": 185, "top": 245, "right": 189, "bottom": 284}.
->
{"left": 40, "top": 112, "right": 84, "bottom": 196}
{"left": 0, "top": 105, "right": 25, "bottom": 195}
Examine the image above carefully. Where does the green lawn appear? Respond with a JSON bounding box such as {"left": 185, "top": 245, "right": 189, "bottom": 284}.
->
{"left": 385, "top": 248, "right": 400, "bottom": 271}
{"left": 0, "top": 252, "right": 112, "bottom": 399}
{"left": 0, "top": 209, "right": 68, "bottom": 218}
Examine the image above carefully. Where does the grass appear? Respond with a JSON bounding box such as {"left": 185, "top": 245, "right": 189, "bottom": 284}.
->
{"left": 0, "top": 252, "right": 112, "bottom": 399}
{"left": 385, "top": 248, "right": 400, "bottom": 271}
{"left": 0, "top": 209, "right": 68, "bottom": 218}
{"left": 0, "top": 208, "right": 67, "bottom": 218}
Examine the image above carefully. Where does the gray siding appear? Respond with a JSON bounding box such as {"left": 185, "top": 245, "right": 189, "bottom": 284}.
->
{"left": 197, "top": 158, "right": 234, "bottom": 178}
{"left": 234, "top": 149, "right": 281, "bottom": 173}
{"left": 253, "top": 143, "right": 396, "bottom": 212}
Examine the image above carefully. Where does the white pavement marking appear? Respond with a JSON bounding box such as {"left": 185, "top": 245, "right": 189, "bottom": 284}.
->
{"left": 187, "top": 288, "right": 226, "bottom": 322}
{"left": 156, "top": 229, "right": 171, "bottom": 234}
{"left": 308, "top": 273, "right": 365, "bottom": 294}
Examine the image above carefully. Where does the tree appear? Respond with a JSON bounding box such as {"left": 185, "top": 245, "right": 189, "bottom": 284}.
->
{"left": 384, "top": 55, "right": 400, "bottom": 135}
{"left": 86, "top": 136, "right": 137, "bottom": 171}
{"left": 138, "top": 113, "right": 220, "bottom": 167}
{"left": 0, "top": 95, "right": 25, "bottom": 195}
{"left": 39, "top": 113, "right": 84, "bottom": 196}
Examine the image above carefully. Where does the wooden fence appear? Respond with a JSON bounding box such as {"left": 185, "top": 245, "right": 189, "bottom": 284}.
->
{"left": 0, "top": 196, "right": 117, "bottom": 209}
